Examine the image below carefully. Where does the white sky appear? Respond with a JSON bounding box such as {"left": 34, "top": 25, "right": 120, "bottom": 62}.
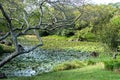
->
{"left": 91, "top": 0, "right": 120, "bottom": 4}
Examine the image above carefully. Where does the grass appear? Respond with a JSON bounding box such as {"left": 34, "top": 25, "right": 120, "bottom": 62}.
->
{"left": 2, "top": 35, "right": 111, "bottom": 55}
{"left": 52, "top": 60, "right": 87, "bottom": 72}
{"left": 2, "top": 63, "right": 120, "bottom": 80}
{"left": 0, "top": 44, "right": 14, "bottom": 54}
{"left": 18, "top": 35, "right": 112, "bottom": 55}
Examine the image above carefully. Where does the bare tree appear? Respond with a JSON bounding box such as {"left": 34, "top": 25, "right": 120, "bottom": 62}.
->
{"left": 0, "top": 0, "right": 86, "bottom": 67}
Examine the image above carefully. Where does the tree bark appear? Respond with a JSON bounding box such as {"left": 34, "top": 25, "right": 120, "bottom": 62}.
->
{"left": 0, "top": 52, "right": 20, "bottom": 67}
{"left": 0, "top": 43, "right": 42, "bottom": 67}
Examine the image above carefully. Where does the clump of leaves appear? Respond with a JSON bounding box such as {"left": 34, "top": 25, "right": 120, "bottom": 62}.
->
{"left": 104, "top": 59, "right": 120, "bottom": 72}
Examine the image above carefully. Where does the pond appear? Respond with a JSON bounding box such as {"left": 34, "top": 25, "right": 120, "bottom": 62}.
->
{"left": 0, "top": 47, "right": 89, "bottom": 77}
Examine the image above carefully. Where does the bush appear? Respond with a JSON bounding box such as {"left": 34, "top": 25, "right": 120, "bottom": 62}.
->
{"left": 97, "top": 16, "right": 120, "bottom": 50}
{"left": 104, "top": 60, "right": 120, "bottom": 71}
{"left": 75, "top": 27, "right": 96, "bottom": 41}
{"left": 84, "top": 33, "right": 96, "bottom": 41}
{"left": 86, "top": 60, "right": 96, "bottom": 65}
{"left": 104, "top": 60, "right": 114, "bottom": 70}
{"left": 52, "top": 60, "right": 86, "bottom": 72}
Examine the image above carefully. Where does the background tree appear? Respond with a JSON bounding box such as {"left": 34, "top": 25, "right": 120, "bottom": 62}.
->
{"left": 72, "top": 4, "right": 116, "bottom": 42}
{"left": 98, "top": 15, "right": 120, "bottom": 50}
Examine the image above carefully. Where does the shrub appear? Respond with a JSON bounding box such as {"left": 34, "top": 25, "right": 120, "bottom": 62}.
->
{"left": 84, "top": 33, "right": 96, "bottom": 41}
{"left": 75, "top": 27, "right": 96, "bottom": 41}
{"left": 104, "top": 60, "right": 120, "bottom": 71}
{"left": 52, "top": 60, "right": 86, "bottom": 72}
{"left": 86, "top": 60, "right": 96, "bottom": 65}
{"left": 114, "top": 61, "right": 120, "bottom": 70}
{"left": 104, "top": 60, "right": 114, "bottom": 70}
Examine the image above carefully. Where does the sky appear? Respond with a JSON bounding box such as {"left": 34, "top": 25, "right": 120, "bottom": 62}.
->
{"left": 91, "top": 0, "right": 120, "bottom": 4}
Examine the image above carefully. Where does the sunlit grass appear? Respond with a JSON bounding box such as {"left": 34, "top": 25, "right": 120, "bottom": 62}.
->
{"left": 18, "top": 35, "right": 112, "bottom": 55}
{"left": 52, "top": 60, "right": 87, "bottom": 72}
{"left": 0, "top": 44, "right": 14, "bottom": 54}
{"left": 4, "top": 63, "right": 120, "bottom": 80}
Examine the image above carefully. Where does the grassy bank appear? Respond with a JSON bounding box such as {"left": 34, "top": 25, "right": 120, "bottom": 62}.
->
{"left": 2, "top": 63, "right": 120, "bottom": 80}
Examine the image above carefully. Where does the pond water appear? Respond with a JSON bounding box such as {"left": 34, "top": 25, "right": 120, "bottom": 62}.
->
{"left": 0, "top": 47, "right": 88, "bottom": 77}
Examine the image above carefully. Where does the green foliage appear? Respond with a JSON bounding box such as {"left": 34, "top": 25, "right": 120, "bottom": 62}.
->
{"left": 52, "top": 60, "right": 86, "bottom": 72}
{"left": 84, "top": 32, "right": 96, "bottom": 41}
{"left": 104, "top": 60, "right": 114, "bottom": 70}
{"left": 76, "top": 27, "right": 91, "bottom": 38}
{"left": 19, "top": 35, "right": 111, "bottom": 55}
{"left": 104, "top": 60, "right": 120, "bottom": 71}
{"left": 57, "top": 29, "right": 74, "bottom": 37}
{"left": 98, "top": 16, "right": 120, "bottom": 50}
{"left": 75, "top": 20, "right": 88, "bottom": 30}
{"left": 3, "top": 63, "right": 120, "bottom": 80}
{"left": 75, "top": 27, "right": 96, "bottom": 41}
{"left": 111, "top": 16, "right": 120, "bottom": 26}
{"left": 0, "top": 20, "right": 8, "bottom": 33}
{"left": 1, "top": 2, "right": 120, "bottom": 80}
{"left": 86, "top": 60, "right": 96, "bottom": 65}
{"left": 0, "top": 44, "right": 14, "bottom": 54}
{"left": 65, "top": 42, "right": 111, "bottom": 55}
{"left": 43, "top": 36, "right": 111, "bottom": 55}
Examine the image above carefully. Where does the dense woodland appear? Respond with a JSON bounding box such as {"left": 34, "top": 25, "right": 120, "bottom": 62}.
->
{"left": 0, "top": 0, "right": 120, "bottom": 80}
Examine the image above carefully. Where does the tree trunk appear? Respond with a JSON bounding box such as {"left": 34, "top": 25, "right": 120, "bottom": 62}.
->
{"left": 0, "top": 52, "right": 20, "bottom": 67}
